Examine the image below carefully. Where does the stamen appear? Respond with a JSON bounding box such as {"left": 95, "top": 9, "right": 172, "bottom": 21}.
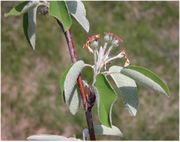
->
{"left": 124, "top": 56, "right": 130, "bottom": 67}
{"left": 121, "top": 50, "right": 130, "bottom": 67}
{"left": 112, "top": 35, "right": 123, "bottom": 43}
{"left": 87, "top": 46, "right": 94, "bottom": 53}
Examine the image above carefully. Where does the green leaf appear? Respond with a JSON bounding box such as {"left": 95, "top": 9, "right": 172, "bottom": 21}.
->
{"left": 64, "top": 60, "right": 86, "bottom": 103}
{"left": 60, "top": 65, "right": 72, "bottom": 96}
{"left": 5, "top": 1, "right": 39, "bottom": 17}
{"left": 83, "top": 125, "right": 123, "bottom": 140}
{"left": 67, "top": 0, "right": 90, "bottom": 32}
{"left": 49, "top": 1, "right": 72, "bottom": 31}
{"left": 95, "top": 74, "right": 117, "bottom": 127}
{"left": 23, "top": 7, "right": 37, "bottom": 50}
{"left": 60, "top": 65, "right": 81, "bottom": 115}
{"left": 109, "top": 66, "right": 138, "bottom": 116}
{"left": 6, "top": 1, "right": 43, "bottom": 49}
{"left": 27, "top": 135, "right": 80, "bottom": 141}
{"left": 121, "top": 65, "right": 170, "bottom": 96}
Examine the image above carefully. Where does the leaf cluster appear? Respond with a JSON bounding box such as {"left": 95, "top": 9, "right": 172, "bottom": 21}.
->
{"left": 61, "top": 60, "right": 170, "bottom": 138}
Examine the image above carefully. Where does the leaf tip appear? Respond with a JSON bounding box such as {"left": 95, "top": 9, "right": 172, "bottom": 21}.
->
{"left": 166, "top": 88, "right": 171, "bottom": 97}
{"left": 126, "top": 104, "right": 137, "bottom": 117}
{"left": 165, "top": 92, "right": 171, "bottom": 97}
{"left": 29, "top": 41, "right": 36, "bottom": 50}
{"left": 32, "top": 46, "right": 35, "bottom": 50}
{"left": 85, "top": 22, "right": 90, "bottom": 33}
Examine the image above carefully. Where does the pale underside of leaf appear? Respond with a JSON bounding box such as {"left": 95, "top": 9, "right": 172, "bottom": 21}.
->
{"left": 68, "top": 85, "right": 81, "bottom": 115}
{"left": 121, "top": 65, "right": 170, "bottom": 96}
{"left": 22, "top": 1, "right": 39, "bottom": 14}
{"left": 27, "top": 134, "right": 80, "bottom": 141}
{"left": 95, "top": 74, "right": 117, "bottom": 127}
{"left": 64, "top": 60, "right": 86, "bottom": 106}
{"left": 67, "top": 0, "right": 90, "bottom": 32}
{"left": 109, "top": 66, "right": 138, "bottom": 116}
{"left": 23, "top": 7, "right": 37, "bottom": 50}
{"left": 83, "top": 125, "right": 123, "bottom": 140}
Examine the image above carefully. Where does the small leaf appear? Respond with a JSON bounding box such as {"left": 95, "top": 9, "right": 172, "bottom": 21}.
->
{"left": 121, "top": 65, "right": 170, "bottom": 96}
{"left": 64, "top": 60, "right": 86, "bottom": 106}
{"left": 5, "top": 1, "right": 39, "bottom": 17}
{"left": 67, "top": 0, "right": 90, "bottom": 32}
{"left": 23, "top": 7, "right": 37, "bottom": 50}
{"left": 49, "top": 1, "right": 72, "bottom": 31}
{"left": 95, "top": 74, "right": 117, "bottom": 127}
{"left": 83, "top": 125, "right": 123, "bottom": 140}
{"left": 27, "top": 134, "right": 80, "bottom": 141}
{"left": 109, "top": 66, "right": 138, "bottom": 116}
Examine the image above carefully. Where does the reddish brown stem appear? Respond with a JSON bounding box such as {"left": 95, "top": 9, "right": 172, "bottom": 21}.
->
{"left": 77, "top": 76, "right": 87, "bottom": 109}
{"left": 56, "top": 19, "right": 96, "bottom": 140}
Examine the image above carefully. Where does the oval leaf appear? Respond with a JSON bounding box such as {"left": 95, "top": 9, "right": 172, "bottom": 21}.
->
{"left": 5, "top": 1, "right": 39, "bottom": 17}
{"left": 95, "top": 74, "right": 117, "bottom": 127}
{"left": 109, "top": 66, "right": 138, "bottom": 116}
{"left": 27, "top": 134, "right": 80, "bottom": 141}
{"left": 23, "top": 7, "right": 37, "bottom": 50}
{"left": 121, "top": 65, "right": 170, "bottom": 96}
{"left": 67, "top": 0, "right": 90, "bottom": 32}
{"left": 60, "top": 64, "right": 85, "bottom": 115}
{"left": 49, "top": 1, "right": 72, "bottom": 31}
{"left": 64, "top": 60, "right": 86, "bottom": 106}
{"left": 83, "top": 125, "right": 123, "bottom": 140}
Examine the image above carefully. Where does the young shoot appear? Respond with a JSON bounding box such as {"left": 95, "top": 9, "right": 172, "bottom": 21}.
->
{"left": 5, "top": 1, "right": 170, "bottom": 140}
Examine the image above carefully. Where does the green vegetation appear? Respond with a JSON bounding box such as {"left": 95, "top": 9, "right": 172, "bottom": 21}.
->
{"left": 1, "top": 1, "right": 179, "bottom": 140}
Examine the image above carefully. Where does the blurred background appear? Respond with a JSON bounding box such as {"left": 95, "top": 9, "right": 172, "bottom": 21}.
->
{"left": 1, "top": 1, "right": 179, "bottom": 140}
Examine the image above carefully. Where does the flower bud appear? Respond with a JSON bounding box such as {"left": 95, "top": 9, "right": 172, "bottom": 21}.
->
{"left": 104, "top": 32, "right": 114, "bottom": 42}
{"left": 90, "top": 41, "right": 99, "bottom": 48}
{"left": 109, "top": 35, "right": 113, "bottom": 41}
{"left": 112, "top": 40, "right": 119, "bottom": 47}
{"left": 39, "top": 5, "right": 48, "bottom": 15}
{"left": 104, "top": 35, "right": 110, "bottom": 42}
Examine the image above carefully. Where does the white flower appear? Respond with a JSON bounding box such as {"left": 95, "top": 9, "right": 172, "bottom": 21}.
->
{"left": 84, "top": 33, "right": 130, "bottom": 85}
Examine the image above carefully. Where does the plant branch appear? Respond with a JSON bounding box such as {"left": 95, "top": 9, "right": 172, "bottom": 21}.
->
{"left": 56, "top": 19, "right": 96, "bottom": 140}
